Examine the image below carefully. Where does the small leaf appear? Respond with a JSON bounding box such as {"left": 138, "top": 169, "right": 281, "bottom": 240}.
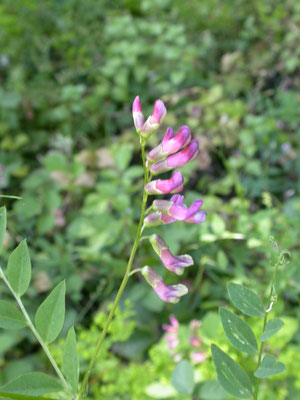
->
{"left": 211, "top": 344, "right": 253, "bottom": 399}
{"left": 7, "top": 240, "right": 31, "bottom": 296}
{"left": 227, "top": 282, "right": 264, "bottom": 317}
{"left": 63, "top": 326, "right": 79, "bottom": 394}
{"left": 219, "top": 308, "right": 257, "bottom": 355}
{"left": 0, "top": 300, "right": 27, "bottom": 330}
{"left": 0, "top": 207, "right": 6, "bottom": 253}
{"left": 254, "top": 355, "right": 286, "bottom": 378}
{"left": 260, "top": 318, "right": 284, "bottom": 342}
{"left": 0, "top": 372, "right": 62, "bottom": 395}
{"left": 35, "top": 281, "right": 65, "bottom": 344}
{"left": 171, "top": 360, "right": 194, "bottom": 395}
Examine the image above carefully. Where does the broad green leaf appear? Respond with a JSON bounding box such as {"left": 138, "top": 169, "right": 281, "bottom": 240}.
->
{"left": 227, "top": 282, "right": 264, "bottom": 317}
{"left": 63, "top": 326, "right": 79, "bottom": 394}
{"left": 211, "top": 344, "right": 253, "bottom": 399}
{"left": 254, "top": 355, "right": 286, "bottom": 378}
{"left": 7, "top": 240, "right": 31, "bottom": 296}
{"left": 0, "top": 207, "right": 6, "bottom": 253}
{"left": 171, "top": 360, "right": 194, "bottom": 395}
{"left": 0, "top": 300, "right": 26, "bottom": 330}
{"left": 0, "top": 392, "right": 54, "bottom": 400}
{"left": 0, "top": 372, "right": 62, "bottom": 395}
{"left": 197, "top": 380, "right": 228, "bottom": 400}
{"left": 260, "top": 318, "right": 284, "bottom": 342}
{"left": 35, "top": 281, "right": 65, "bottom": 344}
{"left": 219, "top": 308, "right": 257, "bottom": 355}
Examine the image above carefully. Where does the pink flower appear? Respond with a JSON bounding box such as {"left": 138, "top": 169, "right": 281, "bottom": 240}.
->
{"left": 149, "top": 234, "right": 193, "bottom": 275}
{"left": 145, "top": 170, "right": 183, "bottom": 195}
{"left": 147, "top": 126, "right": 191, "bottom": 163}
{"left": 190, "top": 337, "right": 201, "bottom": 347}
{"left": 141, "top": 266, "right": 188, "bottom": 304}
{"left": 153, "top": 194, "right": 204, "bottom": 222}
{"left": 150, "top": 140, "right": 199, "bottom": 175}
{"left": 191, "top": 351, "right": 206, "bottom": 364}
{"left": 132, "top": 96, "right": 144, "bottom": 132}
{"left": 140, "top": 99, "right": 167, "bottom": 138}
{"left": 163, "top": 315, "right": 179, "bottom": 333}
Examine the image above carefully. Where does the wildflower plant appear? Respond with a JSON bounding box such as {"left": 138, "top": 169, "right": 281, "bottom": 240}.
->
{"left": 0, "top": 96, "right": 205, "bottom": 399}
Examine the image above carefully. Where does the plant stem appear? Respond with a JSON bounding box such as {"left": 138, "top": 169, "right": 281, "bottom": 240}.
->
{"left": 76, "top": 143, "right": 149, "bottom": 400}
{"left": 0, "top": 268, "right": 73, "bottom": 398}
{"left": 253, "top": 260, "right": 280, "bottom": 400}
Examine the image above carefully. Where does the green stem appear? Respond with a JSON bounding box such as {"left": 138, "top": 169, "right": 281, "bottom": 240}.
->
{"left": 253, "top": 260, "right": 280, "bottom": 400}
{"left": 76, "top": 143, "right": 149, "bottom": 400}
{"left": 0, "top": 269, "right": 73, "bottom": 398}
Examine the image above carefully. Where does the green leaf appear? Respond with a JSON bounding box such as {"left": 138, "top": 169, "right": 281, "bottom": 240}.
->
{"left": 260, "top": 318, "right": 284, "bottom": 342}
{"left": 211, "top": 344, "right": 253, "bottom": 399}
{"left": 0, "top": 207, "right": 6, "bottom": 253}
{"left": 171, "top": 360, "right": 194, "bottom": 395}
{"left": 0, "top": 392, "right": 54, "bottom": 400}
{"left": 0, "top": 372, "right": 62, "bottom": 396}
{"left": 35, "top": 281, "right": 66, "bottom": 344}
{"left": 227, "top": 282, "right": 264, "bottom": 317}
{"left": 219, "top": 308, "right": 257, "bottom": 355}
{"left": 254, "top": 355, "right": 286, "bottom": 378}
{"left": 63, "top": 326, "right": 79, "bottom": 394}
{"left": 0, "top": 300, "right": 26, "bottom": 330}
{"left": 197, "top": 380, "right": 228, "bottom": 400}
{"left": 7, "top": 241, "right": 31, "bottom": 296}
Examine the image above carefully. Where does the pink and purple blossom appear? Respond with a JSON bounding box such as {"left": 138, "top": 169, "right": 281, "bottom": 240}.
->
{"left": 147, "top": 125, "right": 191, "bottom": 163}
{"left": 141, "top": 266, "right": 188, "bottom": 304}
{"left": 150, "top": 140, "right": 199, "bottom": 175}
{"left": 153, "top": 194, "right": 205, "bottom": 222}
{"left": 149, "top": 234, "right": 193, "bottom": 275}
{"left": 144, "top": 170, "right": 183, "bottom": 195}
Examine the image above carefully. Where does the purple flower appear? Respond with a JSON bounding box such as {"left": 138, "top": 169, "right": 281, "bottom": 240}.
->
{"left": 153, "top": 194, "right": 204, "bottom": 222}
{"left": 132, "top": 96, "right": 144, "bottom": 133}
{"left": 150, "top": 140, "right": 199, "bottom": 175}
{"left": 141, "top": 99, "right": 167, "bottom": 138}
{"left": 149, "top": 234, "right": 193, "bottom": 275}
{"left": 144, "top": 170, "right": 183, "bottom": 195}
{"left": 147, "top": 126, "right": 191, "bottom": 163}
{"left": 141, "top": 266, "right": 188, "bottom": 304}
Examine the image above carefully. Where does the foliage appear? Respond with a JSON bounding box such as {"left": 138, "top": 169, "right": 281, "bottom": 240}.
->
{"left": 1, "top": 0, "right": 300, "bottom": 398}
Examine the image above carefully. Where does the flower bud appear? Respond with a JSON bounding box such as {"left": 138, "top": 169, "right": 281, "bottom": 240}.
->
{"left": 141, "top": 99, "right": 167, "bottom": 138}
{"left": 144, "top": 170, "right": 183, "bottom": 195}
{"left": 141, "top": 266, "right": 188, "bottom": 303}
{"left": 147, "top": 125, "right": 191, "bottom": 163}
{"left": 143, "top": 211, "right": 176, "bottom": 228}
{"left": 150, "top": 140, "right": 199, "bottom": 175}
{"left": 149, "top": 234, "right": 193, "bottom": 275}
{"left": 132, "top": 96, "right": 144, "bottom": 133}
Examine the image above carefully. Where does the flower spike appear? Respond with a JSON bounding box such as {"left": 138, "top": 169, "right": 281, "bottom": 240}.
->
{"left": 141, "top": 266, "right": 188, "bottom": 303}
{"left": 149, "top": 234, "right": 193, "bottom": 275}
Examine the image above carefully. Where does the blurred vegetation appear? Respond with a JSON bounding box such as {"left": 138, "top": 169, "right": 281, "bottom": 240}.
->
{"left": 0, "top": 0, "right": 300, "bottom": 398}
